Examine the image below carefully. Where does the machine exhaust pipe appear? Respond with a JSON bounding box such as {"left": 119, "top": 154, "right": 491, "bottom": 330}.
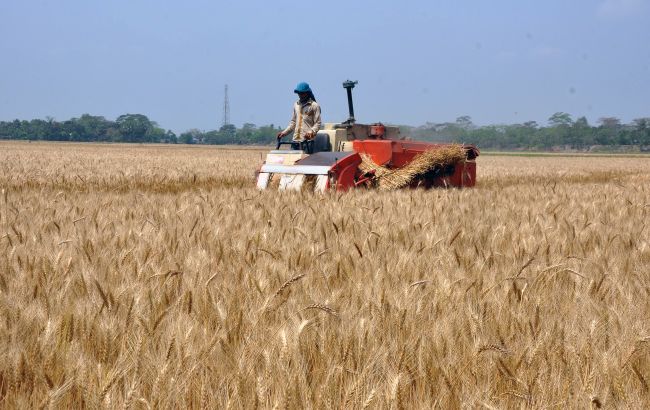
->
{"left": 342, "top": 80, "right": 358, "bottom": 124}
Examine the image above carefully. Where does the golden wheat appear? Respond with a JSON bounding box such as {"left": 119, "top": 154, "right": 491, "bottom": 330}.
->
{"left": 0, "top": 140, "right": 649, "bottom": 408}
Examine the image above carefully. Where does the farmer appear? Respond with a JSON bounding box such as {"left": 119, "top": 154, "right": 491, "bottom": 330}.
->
{"left": 277, "top": 82, "right": 321, "bottom": 144}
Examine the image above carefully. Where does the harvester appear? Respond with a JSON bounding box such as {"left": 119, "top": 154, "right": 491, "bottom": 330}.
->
{"left": 256, "top": 80, "right": 479, "bottom": 192}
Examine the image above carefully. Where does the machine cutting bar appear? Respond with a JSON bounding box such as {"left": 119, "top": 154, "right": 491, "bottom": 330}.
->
{"left": 259, "top": 164, "right": 332, "bottom": 175}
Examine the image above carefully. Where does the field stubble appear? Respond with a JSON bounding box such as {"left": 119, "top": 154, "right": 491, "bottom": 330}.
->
{"left": 1, "top": 141, "right": 649, "bottom": 408}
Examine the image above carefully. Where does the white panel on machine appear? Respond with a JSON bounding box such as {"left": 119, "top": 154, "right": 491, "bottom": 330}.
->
{"left": 256, "top": 172, "right": 270, "bottom": 189}
{"left": 279, "top": 174, "right": 305, "bottom": 190}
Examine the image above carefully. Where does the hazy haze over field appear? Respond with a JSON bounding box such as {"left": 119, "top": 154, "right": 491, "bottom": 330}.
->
{"left": 1, "top": 0, "right": 649, "bottom": 132}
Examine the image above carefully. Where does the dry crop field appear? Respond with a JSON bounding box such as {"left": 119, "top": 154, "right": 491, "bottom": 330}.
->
{"left": 1, "top": 140, "right": 649, "bottom": 409}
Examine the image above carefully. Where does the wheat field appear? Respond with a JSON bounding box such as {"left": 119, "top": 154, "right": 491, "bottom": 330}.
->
{"left": 1, "top": 141, "right": 649, "bottom": 409}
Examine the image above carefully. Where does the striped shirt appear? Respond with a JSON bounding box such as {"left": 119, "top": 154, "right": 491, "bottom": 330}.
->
{"left": 282, "top": 100, "right": 321, "bottom": 141}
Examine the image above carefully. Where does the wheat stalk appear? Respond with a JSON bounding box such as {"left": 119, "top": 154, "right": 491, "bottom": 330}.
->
{"left": 301, "top": 304, "right": 339, "bottom": 318}
{"left": 274, "top": 273, "right": 306, "bottom": 297}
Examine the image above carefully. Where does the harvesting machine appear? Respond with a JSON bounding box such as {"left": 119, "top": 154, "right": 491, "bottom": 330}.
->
{"left": 256, "top": 80, "right": 479, "bottom": 192}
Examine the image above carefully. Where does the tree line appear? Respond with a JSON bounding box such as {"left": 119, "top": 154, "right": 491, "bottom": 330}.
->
{"left": 0, "top": 114, "right": 280, "bottom": 145}
{"left": 1, "top": 112, "right": 649, "bottom": 150}
{"left": 0, "top": 114, "right": 174, "bottom": 143}
{"left": 405, "top": 113, "right": 650, "bottom": 151}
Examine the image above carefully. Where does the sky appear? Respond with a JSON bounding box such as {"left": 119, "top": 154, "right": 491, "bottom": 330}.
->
{"left": 1, "top": 0, "right": 649, "bottom": 133}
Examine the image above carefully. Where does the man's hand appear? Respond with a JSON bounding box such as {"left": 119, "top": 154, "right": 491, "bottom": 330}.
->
{"left": 304, "top": 132, "right": 315, "bottom": 140}
{"left": 276, "top": 131, "right": 286, "bottom": 140}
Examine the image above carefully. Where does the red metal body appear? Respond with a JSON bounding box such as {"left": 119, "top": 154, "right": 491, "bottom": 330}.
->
{"left": 369, "top": 123, "right": 386, "bottom": 138}
{"left": 260, "top": 135, "right": 479, "bottom": 191}
{"left": 346, "top": 140, "right": 479, "bottom": 188}
{"left": 326, "top": 152, "right": 362, "bottom": 191}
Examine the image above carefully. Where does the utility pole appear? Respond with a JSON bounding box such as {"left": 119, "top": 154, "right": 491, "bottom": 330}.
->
{"left": 222, "top": 84, "right": 230, "bottom": 128}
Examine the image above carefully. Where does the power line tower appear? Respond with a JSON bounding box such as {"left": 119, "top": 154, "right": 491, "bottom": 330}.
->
{"left": 222, "top": 84, "right": 230, "bottom": 128}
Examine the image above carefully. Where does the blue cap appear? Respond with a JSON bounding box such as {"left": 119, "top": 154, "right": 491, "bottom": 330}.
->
{"left": 294, "top": 82, "right": 312, "bottom": 93}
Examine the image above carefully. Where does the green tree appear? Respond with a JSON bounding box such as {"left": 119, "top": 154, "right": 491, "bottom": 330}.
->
{"left": 594, "top": 117, "right": 621, "bottom": 145}
{"left": 570, "top": 116, "right": 591, "bottom": 148}
{"left": 179, "top": 132, "right": 195, "bottom": 144}
{"left": 116, "top": 114, "right": 154, "bottom": 142}
{"left": 633, "top": 118, "right": 648, "bottom": 131}
{"left": 29, "top": 119, "right": 50, "bottom": 140}
{"left": 455, "top": 116, "right": 474, "bottom": 130}
{"left": 632, "top": 118, "right": 650, "bottom": 146}
{"left": 236, "top": 123, "right": 257, "bottom": 144}
{"left": 548, "top": 112, "right": 572, "bottom": 127}
{"left": 76, "top": 114, "right": 111, "bottom": 141}
{"left": 164, "top": 130, "right": 177, "bottom": 144}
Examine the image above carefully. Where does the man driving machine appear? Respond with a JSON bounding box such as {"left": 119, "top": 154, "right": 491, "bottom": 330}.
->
{"left": 277, "top": 82, "right": 321, "bottom": 150}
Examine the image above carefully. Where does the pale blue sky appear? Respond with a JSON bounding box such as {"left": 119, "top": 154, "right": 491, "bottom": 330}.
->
{"left": 1, "top": 0, "right": 648, "bottom": 132}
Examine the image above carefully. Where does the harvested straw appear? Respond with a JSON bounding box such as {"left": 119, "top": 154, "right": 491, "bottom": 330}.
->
{"left": 301, "top": 175, "right": 317, "bottom": 192}
{"left": 359, "top": 144, "right": 467, "bottom": 190}
{"left": 358, "top": 155, "right": 391, "bottom": 182}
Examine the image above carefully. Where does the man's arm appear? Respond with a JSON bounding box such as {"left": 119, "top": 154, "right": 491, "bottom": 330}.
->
{"left": 310, "top": 103, "right": 321, "bottom": 135}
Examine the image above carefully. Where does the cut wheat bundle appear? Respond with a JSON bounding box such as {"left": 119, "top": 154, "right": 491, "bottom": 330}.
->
{"left": 359, "top": 144, "right": 467, "bottom": 190}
